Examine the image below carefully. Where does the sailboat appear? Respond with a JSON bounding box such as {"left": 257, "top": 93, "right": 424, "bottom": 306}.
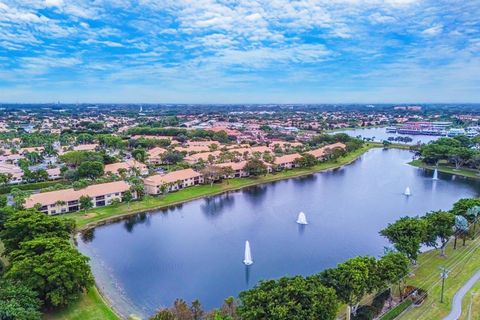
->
{"left": 243, "top": 240, "right": 253, "bottom": 266}
{"left": 296, "top": 211, "right": 308, "bottom": 225}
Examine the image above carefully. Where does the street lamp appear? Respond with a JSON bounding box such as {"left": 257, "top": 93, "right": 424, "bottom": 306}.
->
{"left": 440, "top": 267, "right": 450, "bottom": 303}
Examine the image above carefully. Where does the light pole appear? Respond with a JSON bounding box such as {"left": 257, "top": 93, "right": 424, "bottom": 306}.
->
{"left": 440, "top": 267, "right": 450, "bottom": 303}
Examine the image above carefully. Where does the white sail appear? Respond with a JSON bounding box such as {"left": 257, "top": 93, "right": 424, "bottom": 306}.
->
{"left": 296, "top": 211, "right": 308, "bottom": 225}
{"left": 404, "top": 187, "right": 411, "bottom": 196}
{"left": 433, "top": 169, "right": 438, "bottom": 180}
{"left": 243, "top": 240, "right": 253, "bottom": 265}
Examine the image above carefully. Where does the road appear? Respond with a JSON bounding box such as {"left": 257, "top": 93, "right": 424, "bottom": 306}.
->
{"left": 443, "top": 269, "right": 480, "bottom": 320}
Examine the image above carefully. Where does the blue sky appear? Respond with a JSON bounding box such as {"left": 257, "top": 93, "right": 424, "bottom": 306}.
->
{"left": 0, "top": 0, "right": 479, "bottom": 103}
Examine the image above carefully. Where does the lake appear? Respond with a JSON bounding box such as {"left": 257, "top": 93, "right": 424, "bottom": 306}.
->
{"left": 77, "top": 149, "right": 480, "bottom": 318}
{"left": 332, "top": 127, "right": 441, "bottom": 144}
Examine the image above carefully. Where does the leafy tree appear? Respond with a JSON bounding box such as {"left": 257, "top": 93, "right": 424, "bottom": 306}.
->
{"left": 77, "top": 161, "right": 104, "bottom": 179}
{"left": 79, "top": 195, "right": 93, "bottom": 212}
{"left": 190, "top": 299, "right": 204, "bottom": 320}
{"left": 0, "top": 279, "right": 41, "bottom": 320}
{"left": 238, "top": 276, "right": 338, "bottom": 320}
{"left": 6, "top": 237, "right": 93, "bottom": 308}
{"left": 202, "top": 166, "right": 225, "bottom": 186}
{"left": 450, "top": 198, "right": 480, "bottom": 222}
{"left": 122, "top": 190, "right": 133, "bottom": 207}
{"left": 60, "top": 151, "right": 103, "bottom": 167}
{"left": 380, "top": 216, "right": 427, "bottom": 263}
{"left": 132, "top": 148, "right": 148, "bottom": 163}
{"left": 10, "top": 188, "right": 29, "bottom": 209}
{"left": 0, "top": 194, "right": 7, "bottom": 208}
{"left": 0, "top": 173, "right": 11, "bottom": 185}
{"left": 295, "top": 153, "right": 317, "bottom": 168}
{"left": 0, "top": 210, "right": 73, "bottom": 253}
{"left": 423, "top": 210, "right": 455, "bottom": 255}
{"left": 244, "top": 159, "right": 268, "bottom": 177}
{"left": 318, "top": 256, "right": 380, "bottom": 315}
{"left": 161, "top": 151, "right": 185, "bottom": 165}
{"left": 150, "top": 309, "right": 175, "bottom": 320}
{"left": 377, "top": 252, "right": 410, "bottom": 300}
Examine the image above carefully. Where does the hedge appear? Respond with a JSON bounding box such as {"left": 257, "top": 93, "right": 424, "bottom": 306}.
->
{"left": 0, "top": 180, "right": 69, "bottom": 194}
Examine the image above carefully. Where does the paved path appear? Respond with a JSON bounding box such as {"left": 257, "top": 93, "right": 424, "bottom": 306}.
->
{"left": 443, "top": 269, "right": 480, "bottom": 320}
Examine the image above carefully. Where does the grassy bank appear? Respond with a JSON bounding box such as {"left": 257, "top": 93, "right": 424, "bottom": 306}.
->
{"left": 43, "top": 287, "right": 119, "bottom": 320}
{"left": 400, "top": 234, "right": 480, "bottom": 319}
{"left": 409, "top": 159, "right": 480, "bottom": 179}
{"left": 63, "top": 144, "right": 375, "bottom": 230}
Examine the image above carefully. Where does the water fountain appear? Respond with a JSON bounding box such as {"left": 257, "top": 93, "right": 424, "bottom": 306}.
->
{"left": 433, "top": 169, "right": 438, "bottom": 180}
{"left": 296, "top": 211, "right": 308, "bottom": 225}
{"left": 243, "top": 241, "right": 253, "bottom": 266}
{"left": 404, "top": 187, "right": 411, "bottom": 196}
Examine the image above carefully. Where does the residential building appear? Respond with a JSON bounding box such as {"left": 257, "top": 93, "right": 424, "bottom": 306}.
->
{"left": 147, "top": 147, "right": 167, "bottom": 165}
{"left": 274, "top": 153, "right": 302, "bottom": 169}
{"left": 25, "top": 181, "right": 135, "bottom": 215}
{"left": 144, "top": 168, "right": 204, "bottom": 195}
{"left": 306, "top": 142, "right": 347, "bottom": 160}
{"left": 105, "top": 160, "right": 148, "bottom": 176}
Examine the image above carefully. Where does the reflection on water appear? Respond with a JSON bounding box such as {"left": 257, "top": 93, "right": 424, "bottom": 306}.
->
{"left": 77, "top": 149, "right": 480, "bottom": 318}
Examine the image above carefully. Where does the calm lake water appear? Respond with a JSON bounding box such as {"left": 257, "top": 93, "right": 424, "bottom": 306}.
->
{"left": 78, "top": 149, "right": 480, "bottom": 318}
{"left": 333, "top": 127, "right": 441, "bottom": 144}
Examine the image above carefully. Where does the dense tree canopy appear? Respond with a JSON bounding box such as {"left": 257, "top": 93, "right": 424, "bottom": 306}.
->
{"left": 238, "top": 276, "right": 338, "bottom": 320}
{"left": 5, "top": 237, "right": 94, "bottom": 308}
{"left": 380, "top": 216, "right": 427, "bottom": 263}
{"left": 0, "top": 279, "right": 41, "bottom": 320}
{"left": 0, "top": 210, "right": 74, "bottom": 253}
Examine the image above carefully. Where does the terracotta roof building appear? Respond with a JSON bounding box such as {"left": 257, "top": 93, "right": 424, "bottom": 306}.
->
{"left": 144, "top": 168, "right": 204, "bottom": 194}
{"left": 25, "top": 181, "right": 135, "bottom": 215}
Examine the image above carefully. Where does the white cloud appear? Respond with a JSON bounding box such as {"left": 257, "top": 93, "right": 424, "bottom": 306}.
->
{"left": 422, "top": 25, "right": 443, "bottom": 36}
{"left": 45, "top": 0, "right": 63, "bottom": 7}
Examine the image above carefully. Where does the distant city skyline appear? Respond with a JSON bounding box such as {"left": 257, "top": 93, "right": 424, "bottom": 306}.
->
{"left": 1, "top": 0, "right": 479, "bottom": 103}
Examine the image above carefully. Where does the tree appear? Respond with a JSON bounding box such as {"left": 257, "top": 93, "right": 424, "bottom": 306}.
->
{"left": 0, "top": 279, "right": 41, "bottom": 320}
{"left": 77, "top": 161, "right": 104, "bottom": 179}
{"left": 190, "top": 299, "right": 204, "bottom": 320}
{"left": 244, "top": 159, "right": 268, "bottom": 177}
{"left": 453, "top": 215, "right": 469, "bottom": 249}
{"left": 318, "top": 256, "right": 380, "bottom": 316}
{"left": 161, "top": 151, "right": 185, "bottom": 165}
{"left": 132, "top": 148, "right": 148, "bottom": 163}
{"left": 79, "top": 195, "right": 93, "bottom": 212}
{"left": 150, "top": 309, "right": 175, "bottom": 320}
{"left": 238, "top": 276, "right": 338, "bottom": 320}
{"left": 0, "top": 173, "right": 11, "bottom": 185}
{"left": 11, "top": 188, "right": 29, "bottom": 210}
{"left": 122, "top": 190, "right": 133, "bottom": 207}
{"left": 6, "top": 237, "right": 94, "bottom": 307}
{"left": 380, "top": 216, "right": 427, "bottom": 264}
{"left": 378, "top": 252, "right": 410, "bottom": 301}
{"left": 0, "top": 210, "right": 73, "bottom": 254}
{"left": 448, "top": 147, "right": 474, "bottom": 169}
{"left": 450, "top": 198, "right": 480, "bottom": 222}
{"left": 423, "top": 211, "right": 455, "bottom": 256}
{"left": 201, "top": 166, "right": 225, "bottom": 186}
{"left": 0, "top": 194, "right": 7, "bottom": 208}
{"left": 295, "top": 154, "right": 317, "bottom": 168}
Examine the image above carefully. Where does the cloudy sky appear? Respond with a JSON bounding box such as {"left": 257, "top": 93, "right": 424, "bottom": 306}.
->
{"left": 0, "top": 0, "right": 479, "bottom": 103}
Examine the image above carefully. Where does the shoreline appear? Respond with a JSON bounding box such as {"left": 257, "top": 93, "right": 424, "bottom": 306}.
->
{"left": 71, "top": 144, "right": 378, "bottom": 232}
{"left": 409, "top": 159, "right": 480, "bottom": 180}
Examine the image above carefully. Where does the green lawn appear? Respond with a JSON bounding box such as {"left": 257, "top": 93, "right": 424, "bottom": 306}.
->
{"left": 400, "top": 234, "right": 480, "bottom": 319}
{"left": 459, "top": 279, "right": 480, "bottom": 320}
{"left": 62, "top": 144, "right": 375, "bottom": 230}
{"left": 43, "top": 287, "right": 119, "bottom": 320}
{"left": 409, "top": 159, "right": 480, "bottom": 179}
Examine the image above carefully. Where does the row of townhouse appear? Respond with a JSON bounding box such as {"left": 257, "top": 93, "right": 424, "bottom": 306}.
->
{"left": 144, "top": 168, "right": 204, "bottom": 194}
{"left": 25, "top": 181, "right": 136, "bottom": 215}
{"left": 273, "top": 142, "right": 346, "bottom": 170}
